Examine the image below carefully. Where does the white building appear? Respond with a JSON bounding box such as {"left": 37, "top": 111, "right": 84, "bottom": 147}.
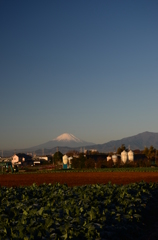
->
{"left": 37, "top": 156, "right": 49, "bottom": 161}
{"left": 107, "top": 156, "right": 112, "bottom": 161}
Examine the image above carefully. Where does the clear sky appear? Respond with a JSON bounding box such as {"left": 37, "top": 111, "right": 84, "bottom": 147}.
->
{"left": 0, "top": 0, "right": 158, "bottom": 150}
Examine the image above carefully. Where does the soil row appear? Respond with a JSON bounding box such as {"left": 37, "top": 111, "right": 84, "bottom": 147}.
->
{"left": 1, "top": 172, "right": 158, "bottom": 187}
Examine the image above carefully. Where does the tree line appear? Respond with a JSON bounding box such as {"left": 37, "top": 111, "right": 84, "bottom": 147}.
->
{"left": 52, "top": 145, "right": 158, "bottom": 169}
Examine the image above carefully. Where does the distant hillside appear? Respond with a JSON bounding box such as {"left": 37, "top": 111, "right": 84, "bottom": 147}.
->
{"left": 87, "top": 131, "right": 158, "bottom": 153}
{"left": 29, "top": 131, "right": 158, "bottom": 154}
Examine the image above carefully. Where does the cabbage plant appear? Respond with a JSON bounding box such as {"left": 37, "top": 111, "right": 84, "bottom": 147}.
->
{"left": 0, "top": 181, "right": 158, "bottom": 239}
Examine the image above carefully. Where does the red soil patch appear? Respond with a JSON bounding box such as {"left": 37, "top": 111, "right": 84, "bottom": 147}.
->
{"left": 1, "top": 172, "right": 158, "bottom": 187}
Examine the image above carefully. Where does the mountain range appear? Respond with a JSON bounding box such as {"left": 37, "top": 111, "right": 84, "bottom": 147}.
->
{"left": 2, "top": 131, "right": 158, "bottom": 157}
{"left": 88, "top": 131, "right": 158, "bottom": 153}
{"left": 26, "top": 131, "right": 158, "bottom": 154}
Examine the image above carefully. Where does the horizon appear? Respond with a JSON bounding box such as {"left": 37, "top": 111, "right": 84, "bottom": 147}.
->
{"left": 1, "top": 1, "right": 158, "bottom": 149}
{"left": 1, "top": 130, "right": 158, "bottom": 151}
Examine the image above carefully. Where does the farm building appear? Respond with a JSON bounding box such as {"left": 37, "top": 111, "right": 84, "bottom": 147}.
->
{"left": 35, "top": 155, "right": 52, "bottom": 162}
{"left": 37, "top": 156, "right": 49, "bottom": 161}
{"left": 12, "top": 153, "right": 33, "bottom": 166}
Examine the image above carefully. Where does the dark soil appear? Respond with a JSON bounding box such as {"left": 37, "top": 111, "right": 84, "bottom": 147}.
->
{"left": 1, "top": 172, "right": 158, "bottom": 187}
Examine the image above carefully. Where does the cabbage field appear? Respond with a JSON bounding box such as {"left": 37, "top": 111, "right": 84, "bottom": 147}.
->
{"left": 1, "top": 182, "right": 158, "bottom": 239}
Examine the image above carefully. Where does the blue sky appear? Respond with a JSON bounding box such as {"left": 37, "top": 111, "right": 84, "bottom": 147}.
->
{"left": 0, "top": 0, "right": 158, "bottom": 150}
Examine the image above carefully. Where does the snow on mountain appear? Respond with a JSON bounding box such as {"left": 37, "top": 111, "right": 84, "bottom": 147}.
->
{"left": 54, "top": 133, "right": 82, "bottom": 143}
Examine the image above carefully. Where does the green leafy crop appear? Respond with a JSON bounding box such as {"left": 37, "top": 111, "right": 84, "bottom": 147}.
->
{"left": 0, "top": 181, "right": 158, "bottom": 239}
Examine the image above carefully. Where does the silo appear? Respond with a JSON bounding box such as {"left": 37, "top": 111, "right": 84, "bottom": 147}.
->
{"left": 128, "top": 150, "right": 134, "bottom": 162}
{"left": 112, "top": 154, "right": 117, "bottom": 164}
{"left": 107, "top": 156, "right": 111, "bottom": 161}
{"left": 121, "top": 150, "right": 128, "bottom": 164}
{"left": 62, "top": 155, "right": 68, "bottom": 169}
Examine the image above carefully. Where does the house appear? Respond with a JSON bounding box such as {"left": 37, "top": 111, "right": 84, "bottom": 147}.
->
{"left": 12, "top": 153, "right": 33, "bottom": 166}
{"left": 37, "top": 156, "right": 49, "bottom": 161}
{"left": 36, "top": 155, "right": 53, "bottom": 162}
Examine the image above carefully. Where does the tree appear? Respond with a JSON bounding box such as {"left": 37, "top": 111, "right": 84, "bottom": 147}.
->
{"left": 85, "top": 158, "right": 95, "bottom": 168}
{"left": 79, "top": 153, "right": 86, "bottom": 169}
{"left": 117, "top": 144, "right": 126, "bottom": 154}
{"left": 96, "top": 157, "right": 106, "bottom": 168}
{"left": 71, "top": 157, "right": 80, "bottom": 168}
{"left": 106, "top": 159, "right": 113, "bottom": 168}
{"left": 143, "top": 146, "right": 156, "bottom": 160}
{"left": 53, "top": 151, "right": 63, "bottom": 164}
{"left": 143, "top": 147, "right": 149, "bottom": 157}
{"left": 71, "top": 154, "right": 86, "bottom": 169}
{"left": 71, "top": 153, "right": 86, "bottom": 169}
{"left": 66, "top": 150, "right": 79, "bottom": 157}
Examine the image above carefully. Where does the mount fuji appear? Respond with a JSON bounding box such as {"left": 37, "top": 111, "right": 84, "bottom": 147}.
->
{"left": 26, "top": 133, "right": 95, "bottom": 151}
{"left": 53, "top": 133, "right": 83, "bottom": 143}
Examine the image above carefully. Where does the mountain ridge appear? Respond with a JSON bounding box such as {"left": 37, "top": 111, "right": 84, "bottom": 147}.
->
{"left": 86, "top": 131, "right": 158, "bottom": 152}
{"left": 2, "top": 131, "right": 158, "bottom": 157}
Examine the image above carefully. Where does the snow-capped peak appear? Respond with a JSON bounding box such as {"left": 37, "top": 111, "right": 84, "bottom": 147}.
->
{"left": 53, "top": 133, "right": 82, "bottom": 143}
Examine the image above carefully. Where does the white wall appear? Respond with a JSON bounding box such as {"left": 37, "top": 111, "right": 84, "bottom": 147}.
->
{"left": 38, "top": 156, "right": 48, "bottom": 161}
{"left": 12, "top": 154, "right": 19, "bottom": 164}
